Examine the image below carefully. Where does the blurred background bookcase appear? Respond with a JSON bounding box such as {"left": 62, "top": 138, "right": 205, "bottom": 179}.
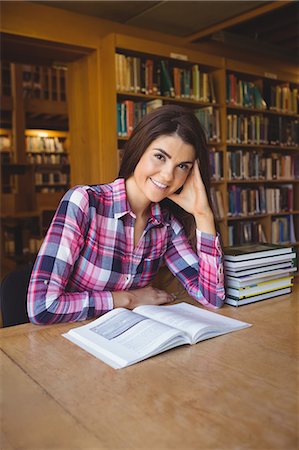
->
{"left": 0, "top": 61, "right": 70, "bottom": 272}
{"left": 225, "top": 59, "right": 298, "bottom": 248}
{"left": 1, "top": 29, "right": 298, "bottom": 276}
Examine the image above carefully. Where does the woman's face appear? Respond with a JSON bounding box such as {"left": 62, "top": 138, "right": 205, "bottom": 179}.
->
{"left": 129, "top": 134, "right": 196, "bottom": 204}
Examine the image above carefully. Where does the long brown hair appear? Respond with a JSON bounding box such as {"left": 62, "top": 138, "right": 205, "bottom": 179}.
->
{"left": 118, "top": 104, "right": 214, "bottom": 250}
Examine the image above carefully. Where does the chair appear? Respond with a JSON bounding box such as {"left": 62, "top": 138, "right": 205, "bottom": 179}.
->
{"left": 0, "top": 264, "right": 33, "bottom": 327}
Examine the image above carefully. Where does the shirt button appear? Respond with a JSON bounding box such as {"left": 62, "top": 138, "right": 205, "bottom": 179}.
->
{"left": 44, "top": 280, "right": 48, "bottom": 285}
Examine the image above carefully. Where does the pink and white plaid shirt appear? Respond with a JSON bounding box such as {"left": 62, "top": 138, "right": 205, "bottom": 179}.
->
{"left": 27, "top": 178, "right": 225, "bottom": 324}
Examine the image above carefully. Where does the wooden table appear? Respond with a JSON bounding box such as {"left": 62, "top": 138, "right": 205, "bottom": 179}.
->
{"left": 1, "top": 284, "right": 298, "bottom": 450}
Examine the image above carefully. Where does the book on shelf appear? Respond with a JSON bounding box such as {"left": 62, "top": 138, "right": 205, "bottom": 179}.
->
{"left": 210, "top": 187, "right": 225, "bottom": 220}
{"left": 22, "top": 64, "right": 67, "bottom": 102}
{"left": 115, "top": 53, "right": 216, "bottom": 103}
{"left": 226, "top": 74, "right": 267, "bottom": 110}
{"left": 228, "top": 221, "right": 267, "bottom": 246}
{"left": 272, "top": 215, "right": 296, "bottom": 244}
{"left": 195, "top": 107, "right": 220, "bottom": 142}
{"left": 227, "top": 150, "right": 299, "bottom": 181}
{"left": 264, "top": 82, "right": 298, "bottom": 114}
{"left": 62, "top": 302, "right": 251, "bottom": 369}
{"left": 26, "top": 135, "right": 66, "bottom": 153}
{"left": 228, "top": 185, "right": 266, "bottom": 216}
{"left": 226, "top": 74, "right": 298, "bottom": 114}
{"left": 226, "top": 114, "right": 298, "bottom": 147}
{"left": 117, "top": 99, "right": 163, "bottom": 137}
{"left": 224, "top": 243, "right": 296, "bottom": 307}
{"left": 228, "top": 184, "right": 294, "bottom": 217}
{"left": 210, "top": 149, "right": 223, "bottom": 181}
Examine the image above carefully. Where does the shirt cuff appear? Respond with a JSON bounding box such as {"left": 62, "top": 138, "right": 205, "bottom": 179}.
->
{"left": 196, "top": 230, "right": 224, "bottom": 287}
{"left": 93, "top": 291, "right": 114, "bottom": 315}
{"left": 196, "top": 230, "right": 223, "bottom": 257}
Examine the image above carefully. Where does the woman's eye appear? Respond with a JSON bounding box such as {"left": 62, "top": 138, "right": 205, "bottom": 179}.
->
{"left": 155, "top": 153, "right": 165, "bottom": 161}
{"left": 178, "top": 163, "right": 188, "bottom": 171}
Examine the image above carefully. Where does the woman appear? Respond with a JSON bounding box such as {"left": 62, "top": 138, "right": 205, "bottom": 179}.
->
{"left": 27, "top": 105, "right": 225, "bottom": 324}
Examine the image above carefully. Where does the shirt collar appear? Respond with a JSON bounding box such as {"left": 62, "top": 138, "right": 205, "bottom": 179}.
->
{"left": 112, "top": 178, "right": 168, "bottom": 226}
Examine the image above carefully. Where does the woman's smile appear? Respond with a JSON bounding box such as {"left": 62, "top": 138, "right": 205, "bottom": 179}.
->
{"left": 149, "top": 177, "right": 168, "bottom": 190}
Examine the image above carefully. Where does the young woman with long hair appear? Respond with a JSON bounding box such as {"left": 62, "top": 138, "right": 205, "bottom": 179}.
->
{"left": 27, "top": 105, "right": 225, "bottom": 324}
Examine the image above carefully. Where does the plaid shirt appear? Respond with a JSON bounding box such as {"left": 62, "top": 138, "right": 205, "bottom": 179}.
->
{"left": 27, "top": 178, "right": 225, "bottom": 324}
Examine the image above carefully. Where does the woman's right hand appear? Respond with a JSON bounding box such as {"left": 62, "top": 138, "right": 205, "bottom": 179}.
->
{"left": 112, "top": 286, "right": 174, "bottom": 310}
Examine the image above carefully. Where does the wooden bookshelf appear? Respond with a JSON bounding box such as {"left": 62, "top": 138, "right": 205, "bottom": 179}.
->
{"left": 0, "top": 61, "right": 70, "bottom": 270}
{"left": 225, "top": 60, "right": 299, "bottom": 249}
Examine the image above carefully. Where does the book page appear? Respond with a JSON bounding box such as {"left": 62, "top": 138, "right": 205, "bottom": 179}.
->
{"left": 134, "top": 302, "right": 251, "bottom": 343}
{"left": 89, "top": 309, "right": 186, "bottom": 354}
{"left": 64, "top": 308, "right": 187, "bottom": 368}
{"left": 134, "top": 303, "right": 210, "bottom": 342}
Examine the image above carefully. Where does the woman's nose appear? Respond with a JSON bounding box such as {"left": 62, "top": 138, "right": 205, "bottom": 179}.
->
{"left": 160, "top": 165, "right": 174, "bottom": 182}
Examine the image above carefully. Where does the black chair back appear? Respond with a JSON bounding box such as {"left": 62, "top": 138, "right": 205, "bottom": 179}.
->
{"left": 0, "top": 264, "right": 33, "bottom": 327}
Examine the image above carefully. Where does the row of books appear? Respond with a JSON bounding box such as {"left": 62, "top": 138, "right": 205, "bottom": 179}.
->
{"left": 227, "top": 151, "right": 299, "bottom": 180}
{"left": 210, "top": 150, "right": 224, "bottom": 181}
{"left": 226, "top": 74, "right": 298, "bottom": 114}
{"left": 26, "top": 136, "right": 66, "bottom": 153}
{"left": 36, "top": 186, "right": 67, "bottom": 193}
{"left": 226, "top": 114, "right": 299, "bottom": 146}
{"left": 228, "top": 184, "right": 294, "bottom": 216}
{"left": 272, "top": 215, "right": 296, "bottom": 244}
{"left": 115, "top": 53, "right": 216, "bottom": 102}
{"left": 4, "top": 233, "right": 43, "bottom": 256}
{"left": 35, "top": 172, "right": 69, "bottom": 186}
{"left": 228, "top": 221, "right": 266, "bottom": 246}
{"left": 227, "top": 216, "right": 297, "bottom": 246}
{"left": 117, "top": 100, "right": 220, "bottom": 141}
{"left": 226, "top": 75, "right": 266, "bottom": 109}
{"left": 194, "top": 107, "right": 220, "bottom": 143}
{"left": 210, "top": 187, "right": 225, "bottom": 220}
{"left": 264, "top": 83, "right": 298, "bottom": 114}
{"left": 0, "top": 135, "right": 11, "bottom": 152}
{"left": 224, "top": 243, "right": 296, "bottom": 306}
{"left": 22, "top": 64, "right": 67, "bottom": 102}
{"left": 27, "top": 153, "right": 69, "bottom": 165}
{"left": 117, "top": 99, "right": 162, "bottom": 137}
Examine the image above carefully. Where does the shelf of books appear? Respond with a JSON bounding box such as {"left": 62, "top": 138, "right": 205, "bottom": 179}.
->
{"left": 25, "top": 129, "right": 70, "bottom": 209}
{"left": 225, "top": 60, "right": 299, "bottom": 254}
{"left": 1, "top": 61, "right": 70, "bottom": 272}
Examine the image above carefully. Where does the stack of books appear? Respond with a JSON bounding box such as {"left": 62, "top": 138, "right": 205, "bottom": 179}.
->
{"left": 224, "top": 243, "right": 297, "bottom": 306}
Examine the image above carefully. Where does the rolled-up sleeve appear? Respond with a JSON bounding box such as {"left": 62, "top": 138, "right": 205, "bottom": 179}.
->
{"left": 164, "top": 221, "right": 225, "bottom": 309}
{"left": 27, "top": 187, "right": 114, "bottom": 324}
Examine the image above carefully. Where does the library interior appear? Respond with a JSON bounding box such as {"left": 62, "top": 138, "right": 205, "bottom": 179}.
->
{"left": 1, "top": 1, "right": 298, "bottom": 449}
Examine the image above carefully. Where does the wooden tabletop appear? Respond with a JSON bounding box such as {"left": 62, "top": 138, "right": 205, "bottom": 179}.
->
{"left": 1, "top": 283, "right": 298, "bottom": 450}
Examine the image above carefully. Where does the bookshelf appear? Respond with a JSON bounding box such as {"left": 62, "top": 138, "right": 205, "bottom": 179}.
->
{"left": 0, "top": 61, "right": 70, "bottom": 271}
{"left": 100, "top": 33, "right": 298, "bottom": 252}
{"left": 225, "top": 61, "right": 299, "bottom": 250}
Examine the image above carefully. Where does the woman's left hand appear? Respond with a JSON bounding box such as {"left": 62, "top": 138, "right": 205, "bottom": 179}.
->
{"left": 167, "top": 160, "right": 212, "bottom": 217}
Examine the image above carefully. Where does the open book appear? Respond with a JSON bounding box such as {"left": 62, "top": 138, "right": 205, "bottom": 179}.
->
{"left": 63, "top": 302, "right": 251, "bottom": 369}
